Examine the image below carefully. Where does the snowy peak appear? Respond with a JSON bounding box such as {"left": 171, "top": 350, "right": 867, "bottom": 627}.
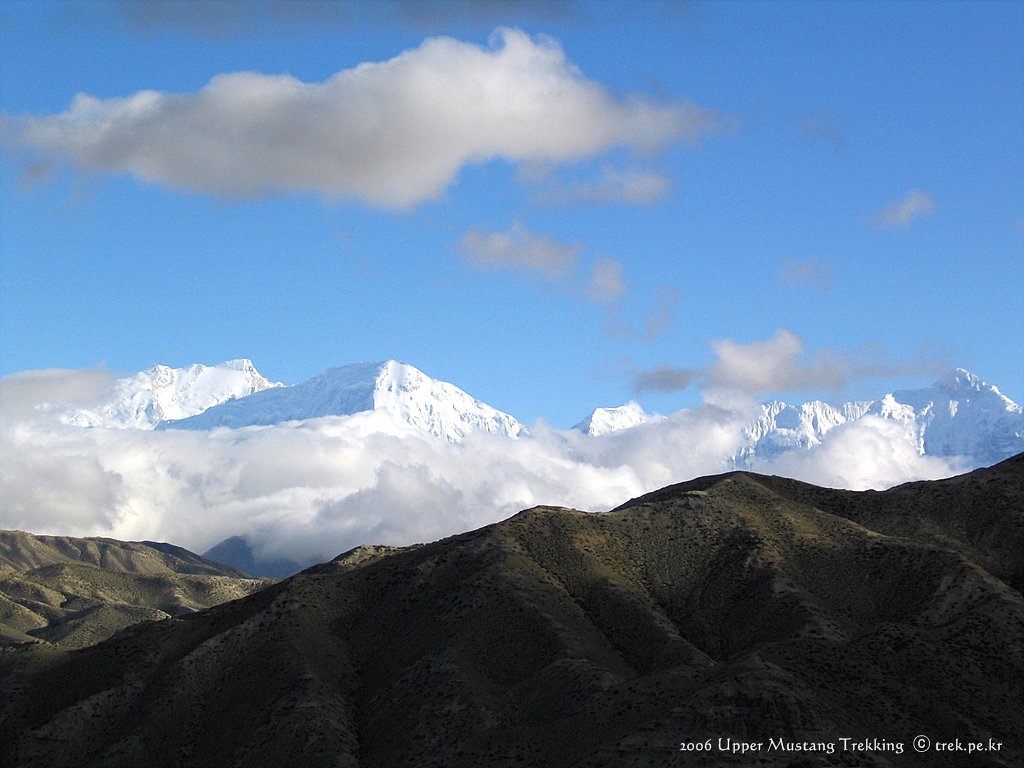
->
{"left": 937, "top": 367, "right": 985, "bottom": 392}
{"left": 574, "top": 402, "right": 650, "bottom": 436}
{"left": 66, "top": 359, "right": 282, "bottom": 429}
{"left": 904, "top": 367, "right": 1019, "bottom": 413}
{"left": 884, "top": 368, "right": 1023, "bottom": 459}
{"left": 741, "top": 400, "right": 851, "bottom": 457}
{"left": 162, "top": 360, "right": 524, "bottom": 442}
{"left": 740, "top": 369, "right": 1023, "bottom": 467}
{"left": 368, "top": 360, "right": 524, "bottom": 441}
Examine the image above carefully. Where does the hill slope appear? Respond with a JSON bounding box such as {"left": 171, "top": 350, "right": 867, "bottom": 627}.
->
{"left": 1, "top": 456, "right": 1021, "bottom": 767}
{"left": 0, "top": 532, "right": 269, "bottom": 648}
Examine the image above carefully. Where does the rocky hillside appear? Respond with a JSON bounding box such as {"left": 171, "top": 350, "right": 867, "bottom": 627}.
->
{"left": 0, "top": 532, "right": 269, "bottom": 648}
{"left": 1, "top": 456, "right": 1021, "bottom": 767}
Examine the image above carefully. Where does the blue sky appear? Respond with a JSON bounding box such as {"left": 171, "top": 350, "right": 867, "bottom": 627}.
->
{"left": 2, "top": 0, "right": 1022, "bottom": 426}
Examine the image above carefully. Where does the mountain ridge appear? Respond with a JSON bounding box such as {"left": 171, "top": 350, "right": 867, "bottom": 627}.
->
{"left": 1, "top": 457, "right": 1020, "bottom": 767}
{"left": 584, "top": 366, "right": 1023, "bottom": 469}
{"left": 160, "top": 359, "right": 525, "bottom": 443}
{"left": 50, "top": 358, "right": 1024, "bottom": 466}
{"left": 65, "top": 358, "right": 282, "bottom": 429}
{"left": 0, "top": 530, "right": 269, "bottom": 648}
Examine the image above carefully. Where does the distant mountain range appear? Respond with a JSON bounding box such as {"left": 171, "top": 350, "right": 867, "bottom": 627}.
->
{"left": 737, "top": 368, "right": 1024, "bottom": 465}
{"left": 0, "top": 531, "right": 267, "bottom": 648}
{"left": 65, "top": 358, "right": 281, "bottom": 429}
{"left": 2, "top": 456, "right": 1021, "bottom": 767}
{"left": 158, "top": 360, "right": 525, "bottom": 442}
{"left": 66, "top": 359, "right": 1024, "bottom": 467}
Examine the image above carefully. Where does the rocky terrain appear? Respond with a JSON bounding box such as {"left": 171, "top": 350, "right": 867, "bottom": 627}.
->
{"left": 1, "top": 456, "right": 1021, "bottom": 767}
{"left": 0, "top": 532, "right": 268, "bottom": 648}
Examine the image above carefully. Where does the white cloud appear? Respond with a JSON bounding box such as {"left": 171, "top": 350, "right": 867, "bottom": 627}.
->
{"left": 707, "top": 329, "right": 810, "bottom": 395}
{"left": 9, "top": 29, "right": 728, "bottom": 208}
{"left": 0, "top": 363, "right": 963, "bottom": 568}
{"left": 633, "top": 329, "right": 947, "bottom": 402}
{"left": 459, "top": 220, "right": 579, "bottom": 279}
{"left": 0, "top": 368, "right": 115, "bottom": 426}
{"left": 753, "top": 416, "right": 967, "bottom": 490}
{"left": 872, "top": 188, "right": 937, "bottom": 229}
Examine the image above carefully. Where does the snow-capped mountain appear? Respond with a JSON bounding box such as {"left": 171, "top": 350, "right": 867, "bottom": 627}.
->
{"left": 161, "top": 360, "right": 524, "bottom": 443}
{"left": 740, "top": 368, "right": 1023, "bottom": 467}
{"left": 575, "top": 368, "right": 1023, "bottom": 468}
{"left": 574, "top": 401, "right": 652, "bottom": 436}
{"left": 59, "top": 357, "right": 1021, "bottom": 465}
{"left": 66, "top": 359, "right": 282, "bottom": 429}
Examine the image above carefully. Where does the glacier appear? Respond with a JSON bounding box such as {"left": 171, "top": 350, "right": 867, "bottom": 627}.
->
{"left": 580, "top": 367, "right": 1022, "bottom": 469}
{"left": 65, "top": 359, "right": 282, "bottom": 429}
{"left": 574, "top": 401, "right": 654, "bottom": 436}
{"left": 160, "top": 360, "right": 525, "bottom": 443}
{"left": 60, "top": 357, "right": 1022, "bottom": 467}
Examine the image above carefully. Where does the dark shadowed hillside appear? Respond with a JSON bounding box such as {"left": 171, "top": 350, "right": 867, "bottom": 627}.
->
{"left": 1, "top": 456, "right": 1021, "bottom": 767}
{"left": 0, "top": 532, "right": 269, "bottom": 648}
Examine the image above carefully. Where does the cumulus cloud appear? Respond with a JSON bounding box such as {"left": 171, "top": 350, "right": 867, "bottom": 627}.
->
{"left": 633, "top": 329, "right": 948, "bottom": 400}
{"left": 707, "top": 329, "right": 811, "bottom": 394}
{"left": 752, "top": 416, "right": 967, "bottom": 490}
{"left": 0, "top": 361, "right": 964, "bottom": 567}
{"left": 872, "top": 188, "right": 937, "bottom": 229}
{"left": 631, "top": 331, "right": 813, "bottom": 396}
{"left": 459, "top": 220, "right": 580, "bottom": 279}
{"left": 8, "top": 28, "right": 728, "bottom": 208}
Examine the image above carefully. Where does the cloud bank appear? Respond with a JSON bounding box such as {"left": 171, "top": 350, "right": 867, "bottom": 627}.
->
{"left": 1, "top": 338, "right": 964, "bottom": 569}
{"left": 9, "top": 28, "right": 727, "bottom": 208}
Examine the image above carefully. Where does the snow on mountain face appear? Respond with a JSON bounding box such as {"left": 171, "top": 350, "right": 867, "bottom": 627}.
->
{"left": 66, "top": 359, "right": 282, "bottom": 429}
{"left": 574, "top": 401, "right": 651, "bottom": 436}
{"left": 883, "top": 368, "right": 1024, "bottom": 461}
{"left": 738, "top": 368, "right": 1023, "bottom": 467}
{"left": 61, "top": 358, "right": 1021, "bottom": 464}
{"left": 161, "top": 360, "right": 524, "bottom": 443}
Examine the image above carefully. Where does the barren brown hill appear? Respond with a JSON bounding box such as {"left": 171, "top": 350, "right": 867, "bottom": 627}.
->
{"left": 1, "top": 456, "right": 1021, "bottom": 767}
{"left": 0, "top": 531, "right": 269, "bottom": 648}
{"left": 0, "top": 531, "right": 251, "bottom": 576}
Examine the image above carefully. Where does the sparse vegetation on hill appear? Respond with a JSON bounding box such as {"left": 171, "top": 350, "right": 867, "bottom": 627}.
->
{"left": 1, "top": 456, "right": 1021, "bottom": 767}
{"left": 0, "top": 532, "right": 269, "bottom": 648}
